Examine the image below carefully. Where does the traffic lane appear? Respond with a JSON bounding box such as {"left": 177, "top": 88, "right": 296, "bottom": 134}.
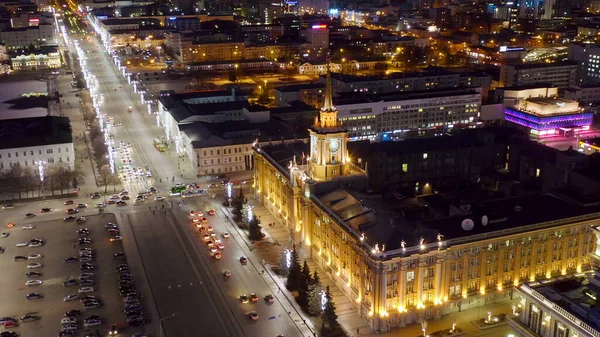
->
{"left": 0, "top": 199, "right": 102, "bottom": 227}
{"left": 178, "top": 197, "right": 301, "bottom": 337}
{"left": 128, "top": 211, "right": 232, "bottom": 337}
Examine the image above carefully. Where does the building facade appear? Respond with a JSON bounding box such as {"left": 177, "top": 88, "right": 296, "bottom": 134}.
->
{"left": 0, "top": 24, "right": 55, "bottom": 49}
{"left": 253, "top": 64, "right": 600, "bottom": 332}
{"left": 499, "top": 62, "right": 578, "bottom": 88}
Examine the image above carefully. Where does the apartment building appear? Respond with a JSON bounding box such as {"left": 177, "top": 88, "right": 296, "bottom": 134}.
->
{"left": 499, "top": 61, "right": 578, "bottom": 88}
{"left": 0, "top": 24, "right": 55, "bottom": 48}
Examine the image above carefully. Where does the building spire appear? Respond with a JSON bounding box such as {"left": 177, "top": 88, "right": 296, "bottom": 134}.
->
{"left": 322, "top": 56, "right": 335, "bottom": 112}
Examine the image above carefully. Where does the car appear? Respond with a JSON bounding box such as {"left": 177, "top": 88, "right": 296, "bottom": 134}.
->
{"left": 148, "top": 187, "right": 157, "bottom": 193}
{"left": 61, "top": 317, "right": 77, "bottom": 325}
{"left": 27, "top": 262, "right": 42, "bottom": 268}
{"left": 2, "top": 204, "right": 15, "bottom": 210}
{"left": 214, "top": 252, "right": 222, "bottom": 259}
{"left": 80, "top": 273, "right": 94, "bottom": 279}
{"left": 63, "top": 294, "right": 79, "bottom": 301}
{"left": 3, "top": 321, "right": 18, "bottom": 328}
{"left": 79, "top": 241, "right": 92, "bottom": 246}
{"left": 14, "top": 255, "right": 27, "bottom": 261}
{"left": 26, "top": 292, "right": 43, "bottom": 300}
{"left": 155, "top": 196, "right": 165, "bottom": 201}
{"left": 249, "top": 293, "right": 259, "bottom": 302}
{"left": 25, "top": 213, "right": 36, "bottom": 218}
{"left": 1, "top": 232, "right": 7, "bottom": 238}
{"left": 223, "top": 270, "right": 231, "bottom": 277}
{"left": 117, "top": 264, "right": 129, "bottom": 271}
{"left": 84, "top": 319, "right": 101, "bottom": 328}
{"left": 80, "top": 264, "right": 94, "bottom": 271}
{"left": 64, "top": 216, "right": 76, "bottom": 222}
{"left": 28, "top": 253, "right": 42, "bottom": 259}
{"left": 26, "top": 271, "right": 42, "bottom": 277}
{"left": 61, "top": 323, "right": 78, "bottom": 331}
{"left": 240, "top": 295, "right": 249, "bottom": 303}
{"left": 192, "top": 217, "right": 199, "bottom": 223}
{"left": 40, "top": 207, "right": 53, "bottom": 213}
{"left": 113, "top": 252, "right": 125, "bottom": 260}
{"left": 0, "top": 247, "right": 3, "bottom": 254}
{"left": 83, "top": 302, "right": 101, "bottom": 309}
{"left": 22, "top": 224, "right": 35, "bottom": 230}
{"left": 222, "top": 232, "right": 230, "bottom": 238}
{"left": 127, "top": 318, "right": 144, "bottom": 327}
{"left": 264, "top": 294, "right": 274, "bottom": 303}
{"left": 81, "top": 296, "right": 98, "bottom": 303}
{"left": 0, "top": 318, "right": 17, "bottom": 325}
{"left": 249, "top": 312, "right": 259, "bottom": 320}
{"left": 197, "top": 225, "right": 206, "bottom": 232}
{"left": 28, "top": 241, "right": 42, "bottom": 248}
{"left": 64, "top": 310, "right": 81, "bottom": 317}
{"left": 208, "top": 210, "right": 215, "bottom": 216}
{"left": 207, "top": 225, "right": 213, "bottom": 231}
{"left": 240, "top": 256, "right": 247, "bottom": 264}
{"left": 91, "top": 193, "right": 101, "bottom": 199}
{"left": 109, "top": 324, "right": 119, "bottom": 335}
{"left": 121, "top": 195, "right": 130, "bottom": 200}
{"left": 217, "top": 243, "right": 225, "bottom": 250}
{"left": 105, "top": 222, "right": 118, "bottom": 228}
{"left": 77, "top": 203, "right": 88, "bottom": 208}
{"left": 76, "top": 217, "right": 87, "bottom": 223}
{"left": 57, "top": 331, "right": 75, "bottom": 337}
{"left": 20, "top": 314, "right": 40, "bottom": 322}
{"left": 80, "top": 256, "right": 92, "bottom": 263}
{"left": 80, "top": 279, "right": 95, "bottom": 286}
{"left": 77, "top": 228, "right": 90, "bottom": 235}
{"left": 79, "top": 287, "right": 94, "bottom": 293}
{"left": 110, "top": 235, "right": 122, "bottom": 242}
{"left": 107, "top": 228, "right": 120, "bottom": 234}
{"left": 64, "top": 256, "right": 78, "bottom": 263}
{"left": 95, "top": 203, "right": 106, "bottom": 208}
{"left": 189, "top": 211, "right": 196, "bottom": 217}
{"left": 63, "top": 279, "right": 79, "bottom": 286}
{"left": 201, "top": 217, "right": 208, "bottom": 223}
{"left": 64, "top": 200, "right": 74, "bottom": 205}
{"left": 116, "top": 201, "right": 127, "bottom": 206}
{"left": 66, "top": 208, "right": 79, "bottom": 214}
{"left": 202, "top": 233, "right": 210, "bottom": 240}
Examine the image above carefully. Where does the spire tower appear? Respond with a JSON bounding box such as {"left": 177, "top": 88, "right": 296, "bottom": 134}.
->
{"left": 322, "top": 59, "right": 335, "bottom": 112}
{"left": 314, "top": 57, "right": 340, "bottom": 130}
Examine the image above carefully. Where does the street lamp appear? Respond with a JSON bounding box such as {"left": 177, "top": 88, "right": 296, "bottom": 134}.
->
{"left": 159, "top": 313, "right": 177, "bottom": 337}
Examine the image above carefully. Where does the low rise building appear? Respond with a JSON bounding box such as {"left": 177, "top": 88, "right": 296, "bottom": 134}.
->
{"left": 504, "top": 97, "right": 593, "bottom": 139}
{"left": 10, "top": 45, "right": 61, "bottom": 70}
{"left": 0, "top": 116, "right": 74, "bottom": 171}
{"left": 274, "top": 83, "right": 325, "bottom": 107}
{"left": 0, "top": 24, "right": 55, "bottom": 49}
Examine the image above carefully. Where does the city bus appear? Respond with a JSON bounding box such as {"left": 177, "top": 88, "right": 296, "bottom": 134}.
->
{"left": 153, "top": 139, "right": 166, "bottom": 152}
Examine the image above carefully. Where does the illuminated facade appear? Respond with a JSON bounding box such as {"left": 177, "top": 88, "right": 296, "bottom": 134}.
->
{"left": 504, "top": 98, "right": 593, "bottom": 138}
{"left": 10, "top": 49, "right": 61, "bottom": 70}
{"left": 253, "top": 64, "right": 600, "bottom": 332}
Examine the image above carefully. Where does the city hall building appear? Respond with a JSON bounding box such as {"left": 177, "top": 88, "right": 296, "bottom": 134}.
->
{"left": 253, "top": 65, "right": 600, "bottom": 332}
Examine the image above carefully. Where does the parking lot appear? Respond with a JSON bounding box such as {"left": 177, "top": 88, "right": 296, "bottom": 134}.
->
{"left": 0, "top": 212, "right": 147, "bottom": 337}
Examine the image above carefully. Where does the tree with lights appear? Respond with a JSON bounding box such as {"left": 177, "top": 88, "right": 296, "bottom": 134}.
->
{"left": 231, "top": 187, "right": 245, "bottom": 223}
{"left": 277, "top": 249, "right": 290, "bottom": 276}
{"left": 307, "top": 280, "right": 323, "bottom": 316}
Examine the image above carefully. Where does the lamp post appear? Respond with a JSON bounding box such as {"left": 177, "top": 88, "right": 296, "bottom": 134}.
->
{"left": 38, "top": 161, "right": 45, "bottom": 199}
{"left": 159, "top": 313, "right": 177, "bottom": 337}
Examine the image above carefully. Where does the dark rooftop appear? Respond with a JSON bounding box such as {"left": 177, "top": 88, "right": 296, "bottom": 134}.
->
{"left": 275, "top": 83, "right": 325, "bottom": 93}
{"left": 0, "top": 116, "right": 72, "bottom": 150}
{"left": 508, "top": 60, "right": 578, "bottom": 70}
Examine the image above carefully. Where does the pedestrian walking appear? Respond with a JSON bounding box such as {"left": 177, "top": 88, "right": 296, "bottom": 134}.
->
{"left": 261, "top": 270, "right": 265, "bottom": 275}
{"left": 148, "top": 206, "right": 151, "bottom": 211}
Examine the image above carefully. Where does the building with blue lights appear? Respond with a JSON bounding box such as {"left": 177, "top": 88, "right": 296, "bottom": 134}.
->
{"left": 504, "top": 97, "right": 593, "bottom": 138}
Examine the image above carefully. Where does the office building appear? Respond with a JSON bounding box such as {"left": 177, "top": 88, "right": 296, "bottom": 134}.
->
{"left": 568, "top": 43, "right": 600, "bottom": 85}
{"left": 499, "top": 62, "right": 578, "bottom": 88}
{"left": 0, "top": 24, "right": 55, "bottom": 48}
{"left": 306, "top": 23, "right": 329, "bottom": 50}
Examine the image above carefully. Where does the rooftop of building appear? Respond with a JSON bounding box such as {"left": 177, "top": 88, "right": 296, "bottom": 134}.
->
{"left": 179, "top": 118, "right": 303, "bottom": 148}
{"left": 0, "top": 79, "right": 49, "bottom": 119}
{"left": 497, "top": 84, "right": 558, "bottom": 91}
{"left": 506, "top": 60, "right": 578, "bottom": 70}
{"left": 0, "top": 115, "right": 72, "bottom": 150}
{"left": 334, "top": 88, "right": 480, "bottom": 106}
{"left": 523, "top": 273, "right": 600, "bottom": 333}
{"left": 0, "top": 24, "right": 51, "bottom": 32}
{"left": 158, "top": 89, "right": 248, "bottom": 109}
{"left": 328, "top": 69, "right": 458, "bottom": 83}
{"left": 100, "top": 18, "right": 161, "bottom": 25}
{"left": 274, "top": 83, "right": 325, "bottom": 93}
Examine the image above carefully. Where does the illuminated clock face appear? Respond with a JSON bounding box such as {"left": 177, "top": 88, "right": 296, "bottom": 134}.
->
{"left": 329, "top": 140, "right": 339, "bottom": 152}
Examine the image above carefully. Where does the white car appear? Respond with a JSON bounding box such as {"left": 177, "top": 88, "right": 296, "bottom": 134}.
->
{"left": 155, "top": 196, "right": 165, "bottom": 201}
{"left": 1, "top": 232, "right": 8, "bottom": 238}
{"left": 22, "top": 224, "right": 35, "bottom": 230}
{"left": 27, "top": 262, "right": 42, "bottom": 269}
{"left": 63, "top": 294, "right": 79, "bottom": 301}
{"left": 16, "top": 242, "right": 27, "bottom": 247}
{"left": 61, "top": 317, "right": 77, "bottom": 325}
{"left": 28, "top": 242, "right": 42, "bottom": 247}
{"left": 78, "top": 286, "right": 94, "bottom": 293}
{"left": 25, "top": 279, "right": 43, "bottom": 286}
{"left": 95, "top": 203, "right": 106, "bottom": 208}
{"left": 222, "top": 232, "right": 230, "bottom": 238}
{"left": 80, "top": 257, "right": 92, "bottom": 263}
{"left": 28, "top": 254, "right": 42, "bottom": 260}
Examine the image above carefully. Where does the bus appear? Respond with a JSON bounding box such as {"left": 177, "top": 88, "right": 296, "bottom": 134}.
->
{"left": 170, "top": 184, "right": 187, "bottom": 196}
{"left": 153, "top": 139, "right": 166, "bottom": 152}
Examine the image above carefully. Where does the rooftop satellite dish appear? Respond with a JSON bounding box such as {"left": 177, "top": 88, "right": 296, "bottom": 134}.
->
{"left": 462, "top": 218, "right": 474, "bottom": 231}
{"left": 482, "top": 215, "right": 488, "bottom": 226}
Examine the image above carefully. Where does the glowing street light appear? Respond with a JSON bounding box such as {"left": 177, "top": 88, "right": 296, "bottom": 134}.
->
{"left": 38, "top": 161, "right": 45, "bottom": 198}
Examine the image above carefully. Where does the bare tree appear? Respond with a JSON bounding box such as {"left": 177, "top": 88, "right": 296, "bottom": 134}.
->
{"left": 98, "top": 165, "right": 119, "bottom": 193}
